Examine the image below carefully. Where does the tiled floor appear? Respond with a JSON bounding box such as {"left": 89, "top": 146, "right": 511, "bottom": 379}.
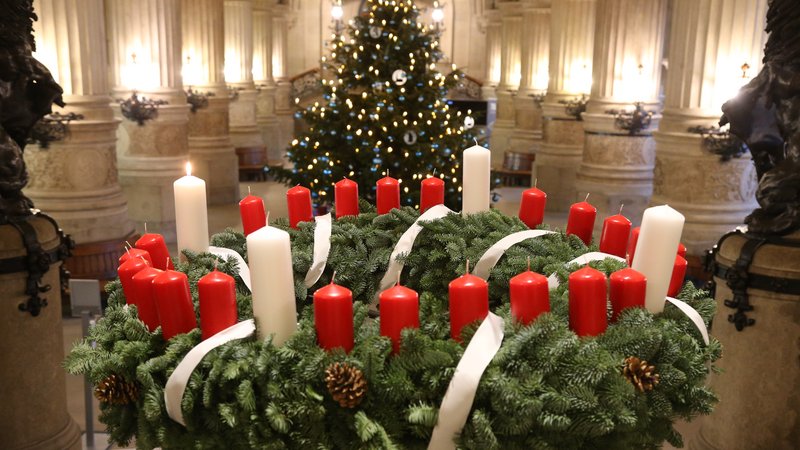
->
{"left": 60, "top": 180, "right": 699, "bottom": 449}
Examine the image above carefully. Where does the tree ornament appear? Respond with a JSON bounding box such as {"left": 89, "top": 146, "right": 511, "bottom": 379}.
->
{"left": 403, "top": 130, "right": 418, "bottom": 145}
{"left": 392, "top": 69, "right": 408, "bottom": 86}
{"left": 94, "top": 373, "right": 140, "bottom": 405}
{"left": 369, "top": 26, "right": 382, "bottom": 38}
{"left": 622, "top": 356, "right": 660, "bottom": 392}
{"left": 325, "top": 362, "right": 367, "bottom": 408}
{"left": 464, "top": 116, "right": 475, "bottom": 130}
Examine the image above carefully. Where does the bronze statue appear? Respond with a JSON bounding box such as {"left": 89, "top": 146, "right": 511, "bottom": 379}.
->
{"left": 721, "top": 0, "right": 800, "bottom": 236}
{"left": 0, "top": 0, "right": 64, "bottom": 223}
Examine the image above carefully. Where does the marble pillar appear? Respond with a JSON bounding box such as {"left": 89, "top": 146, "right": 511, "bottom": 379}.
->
{"left": 27, "top": 0, "right": 135, "bottom": 270}
{"left": 652, "top": 0, "right": 766, "bottom": 256}
{"left": 271, "top": 3, "right": 295, "bottom": 165}
{"left": 490, "top": 0, "right": 523, "bottom": 168}
{"left": 182, "top": 0, "right": 239, "bottom": 204}
{"left": 510, "top": 1, "right": 550, "bottom": 161}
{"left": 107, "top": 0, "right": 189, "bottom": 242}
{"left": 480, "top": 9, "right": 502, "bottom": 100}
{"left": 538, "top": 0, "right": 595, "bottom": 212}
{"left": 254, "top": 0, "right": 282, "bottom": 165}
{"left": 225, "top": 0, "right": 267, "bottom": 167}
{"left": 576, "top": 0, "right": 668, "bottom": 226}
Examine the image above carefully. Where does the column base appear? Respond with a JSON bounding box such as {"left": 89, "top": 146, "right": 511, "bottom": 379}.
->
{"left": 537, "top": 116, "right": 586, "bottom": 212}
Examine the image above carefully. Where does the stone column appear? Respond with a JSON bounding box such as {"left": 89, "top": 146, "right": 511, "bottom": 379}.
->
{"left": 271, "top": 3, "right": 295, "bottom": 165}
{"left": 254, "top": 0, "right": 282, "bottom": 164}
{"left": 480, "top": 9, "right": 502, "bottom": 100}
{"left": 182, "top": 0, "right": 239, "bottom": 204}
{"left": 652, "top": 0, "right": 767, "bottom": 256}
{"left": 27, "top": 0, "right": 135, "bottom": 279}
{"left": 576, "top": 0, "right": 668, "bottom": 226}
{"left": 107, "top": 0, "right": 189, "bottom": 242}
{"left": 225, "top": 0, "right": 267, "bottom": 167}
{"left": 538, "top": 0, "right": 595, "bottom": 212}
{"left": 490, "top": 0, "right": 523, "bottom": 168}
{"left": 510, "top": 1, "right": 550, "bottom": 161}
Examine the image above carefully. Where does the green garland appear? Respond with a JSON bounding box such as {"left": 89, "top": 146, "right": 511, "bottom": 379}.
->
{"left": 66, "top": 206, "right": 720, "bottom": 449}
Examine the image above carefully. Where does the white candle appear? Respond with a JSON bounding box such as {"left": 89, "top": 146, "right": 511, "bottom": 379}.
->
{"left": 246, "top": 224, "right": 297, "bottom": 345}
{"left": 462, "top": 144, "right": 491, "bottom": 214}
{"left": 632, "top": 205, "right": 685, "bottom": 313}
{"left": 174, "top": 162, "right": 209, "bottom": 255}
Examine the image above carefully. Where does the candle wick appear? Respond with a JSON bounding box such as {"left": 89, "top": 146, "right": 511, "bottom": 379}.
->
{"left": 248, "top": 185, "right": 251, "bottom": 195}
{"left": 534, "top": 178, "right": 538, "bottom": 188}
{"left": 432, "top": 168, "right": 437, "bottom": 177}
{"left": 139, "top": 256, "right": 148, "bottom": 265}
{"left": 266, "top": 211, "right": 270, "bottom": 226}
{"left": 396, "top": 271, "right": 401, "bottom": 286}
{"left": 527, "top": 256, "right": 531, "bottom": 272}
{"left": 619, "top": 204, "right": 624, "bottom": 215}
{"left": 584, "top": 193, "right": 590, "bottom": 202}
{"left": 166, "top": 257, "right": 171, "bottom": 269}
{"left": 465, "top": 259, "right": 470, "bottom": 275}
{"left": 331, "top": 270, "right": 337, "bottom": 285}
{"left": 144, "top": 222, "right": 148, "bottom": 234}
{"left": 473, "top": 138, "right": 478, "bottom": 146}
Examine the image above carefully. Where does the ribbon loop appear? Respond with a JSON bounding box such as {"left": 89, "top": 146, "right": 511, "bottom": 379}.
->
{"left": 209, "top": 246, "right": 251, "bottom": 292}
{"left": 304, "top": 213, "right": 333, "bottom": 288}
{"left": 472, "top": 230, "right": 555, "bottom": 280}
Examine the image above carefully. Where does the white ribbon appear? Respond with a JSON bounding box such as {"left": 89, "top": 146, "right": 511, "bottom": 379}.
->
{"left": 304, "top": 213, "right": 333, "bottom": 288}
{"left": 472, "top": 230, "right": 556, "bottom": 280}
{"left": 546, "top": 251, "right": 626, "bottom": 289}
{"left": 209, "top": 246, "right": 251, "bottom": 292}
{"left": 376, "top": 205, "right": 454, "bottom": 299}
{"left": 428, "top": 313, "right": 505, "bottom": 450}
{"left": 165, "top": 319, "right": 256, "bottom": 426}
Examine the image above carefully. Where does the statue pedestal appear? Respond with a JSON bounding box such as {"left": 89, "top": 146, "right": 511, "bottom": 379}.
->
{"left": 0, "top": 215, "right": 81, "bottom": 449}
{"left": 696, "top": 231, "right": 800, "bottom": 449}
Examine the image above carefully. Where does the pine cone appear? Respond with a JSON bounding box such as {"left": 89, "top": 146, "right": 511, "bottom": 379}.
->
{"left": 622, "top": 356, "right": 660, "bottom": 392}
{"left": 94, "top": 373, "right": 140, "bottom": 405}
{"left": 325, "top": 362, "right": 367, "bottom": 408}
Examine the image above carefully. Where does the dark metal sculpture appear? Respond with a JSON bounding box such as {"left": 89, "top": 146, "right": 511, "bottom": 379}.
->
{"left": 558, "top": 94, "right": 588, "bottom": 121}
{"left": 27, "top": 112, "right": 84, "bottom": 148}
{"left": 720, "top": 0, "right": 800, "bottom": 236}
{"left": 185, "top": 88, "right": 213, "bottom": 113}
{"left": 688, "top": 125, "right": 749, "bottom": 161}
{"left": 607, "top": 102, "right": 654, "bottom": 135}
{"left": 118, "top": 92, "right": 167, "bottom": 125}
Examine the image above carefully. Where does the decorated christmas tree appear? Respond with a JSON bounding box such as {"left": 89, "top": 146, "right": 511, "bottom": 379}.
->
{"left": 279, "top": 0, "right": 473, "bottom": 209}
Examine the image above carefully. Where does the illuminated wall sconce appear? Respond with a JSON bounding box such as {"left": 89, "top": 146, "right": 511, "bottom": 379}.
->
{"left": 27, "top": 112, "right": 84, "bottom": 148}
{"left": 741, "top": 62, "right": 751, "bottom": 79}
{"left": 606, "top": 102, "right": 654, "bottom": 135}
{"left": 558, "top": 94, "right": 589, "bottom": 121}
{"left": 431, "top": 2, "right": 445, "bottom": 32}
{"left": 687, "top": 125, "right": 748, "bottom": 161}
{"left": 331, "top": 0, "right": 344, "bottom": 34}
{"left": 185, "top": 88, "right": 213, "bottom": 113}
{"left": 118, "top": 92, "right": 168, "bottom": 126}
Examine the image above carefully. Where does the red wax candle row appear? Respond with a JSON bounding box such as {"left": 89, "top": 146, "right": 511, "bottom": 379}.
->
{"left": 118, "top": 257, "right": 238, "bottom": 340}
{"left": 569, "top": 266, "right": 649, "bottom": 337}
{"left": 135, "top": 232, "right": 173, "bottom": 270}
{"left": 333, "top": 175, "right": 448, "bottom": 219}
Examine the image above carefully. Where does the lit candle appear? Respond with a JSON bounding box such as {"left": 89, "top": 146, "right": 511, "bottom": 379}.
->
{"left": 314, "top": 279, "right": 354, "bottom": 352}
{"left": 119, "top": 247, "right": 153, "bottom": 266}
{"left": 152, "top": 269, "right": 197, "bottom": 340}
{"left": 287, "top": 185, "right": 314, "bottom": 228}
{"left": 376, "top": 175, "right": 400, "bottom": 214}
{"left": 461, "top": 143, "right": 491, "bottom": 214}
{"left": 118, "top": 257, "right": 151, "bottom": 304}
{"left": 518, "top": 184, "right": 547, "bottom": 229}
{"left": 135, "top": 231, "right": 173, "bottom": 270}
{"left": 334, "top": 178, "right": 359, "bottom": 218}
{"left": 198, "top": 270, "right": 238, "bottom": 340}
{"left": 509, "top": 258, "right": 549, "bottom": 325}
{"left": 627, "top": 227, "right": 641, "bottom": 266}
{"left": 174, "top": 162, "right": 209, "bottom": 255}
{"left": 668, "top": 255, "right": 688, "bottom": 298}
{"left": 246, "top": 219, "right": 298, "bottom": 345}
{"left": 609, "top": 268, "right": 646, "bottom": 322}
{"left": 599, "top": 208, "right": 631, "bottom": 258}
{"left": 420, "top": 175, "right": 444, "bottom": 213}
{"left": 130, "top": 266, "right": 163, "bottom": 332}
{"left": 631, "top": 205, "right": 685, "bottom": 313}
{"left": 448, "top": 262, "right": 489, "bottom": 342}
{"left": 239, "top": 189, "right": 266, "bottom": 236}
{"left": 566, "top": 195, "right": 597, "bottom": 246}
{"left": 568, "top": 266, "right": 608, "bottom": 337}
{"left": 379, "top": 282, "right": 419, "bottom": 354}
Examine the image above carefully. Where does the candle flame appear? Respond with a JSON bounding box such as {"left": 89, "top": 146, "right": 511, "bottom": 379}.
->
{"left": 185, "top": 162, "right": 192, "bottom": 176}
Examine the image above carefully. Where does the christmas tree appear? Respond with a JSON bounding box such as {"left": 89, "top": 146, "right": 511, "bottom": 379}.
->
{"left": 279, "top": 0, "right": 474, "bottom": 209}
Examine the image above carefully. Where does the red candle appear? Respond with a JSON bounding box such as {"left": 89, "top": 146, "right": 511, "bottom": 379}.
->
{"left": 448, "top": 270, "right": 489, "bottom": 342}
{"left": 152, "top": 269, "right": 197, "bottom": 340}
{"left": 198, "top": 270, "right": 238, "bottom": 340}
{"left": 568, "top": 266, "right": 608, "bottom": 337}
{"left": 286, "top": 185, "right": 314, "bottom": 228}
{"left": 420, "top": 176, "right": 445, "bottom": 213}
{"left": 677, "top": 243, "right": 687, "bottom": 259}
{"left": 314, "top": 281, "right": 354, "bottom": 352}
{"left": 599, "top": 213, "right": 632, "bottom": 258}
{"left": 509, "top": 268, "right": 549, "bottom": 325}
{"left": 239, "top": 192, "right": 266, "bottom": 236}
{"left": 119, "top": 247, "right": 153, "bottom": 266}
{"left": 334, "top": 178, "right": 359, "bottom": 218}
{"left": 627, "top": 227, "right": 641, "bottom": 266}
{"left": 135, "top": 232, "right": 174, "bottom": 270}
{"left": 566, "top": 199, "right": 597, "bottom": 246}
{"left": 379, "top": 284, "right": 419, "bottom": 353}
{"left": 609, "top": 268, "right": 646, "bottom": 322}
{"left": 376, "top": 176, "right": 401, "bottom": 215}
{"left": 130, "top": 266, "right": 163, "bottom": 332}
{"left": 118, "top": 257, "right": 151, "bottom": 304}
{"left": 518, "top": 186, "right": 547, "bottom": 229}
{"left": 668, "top": 255, "right": 688, "bottom": 297}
